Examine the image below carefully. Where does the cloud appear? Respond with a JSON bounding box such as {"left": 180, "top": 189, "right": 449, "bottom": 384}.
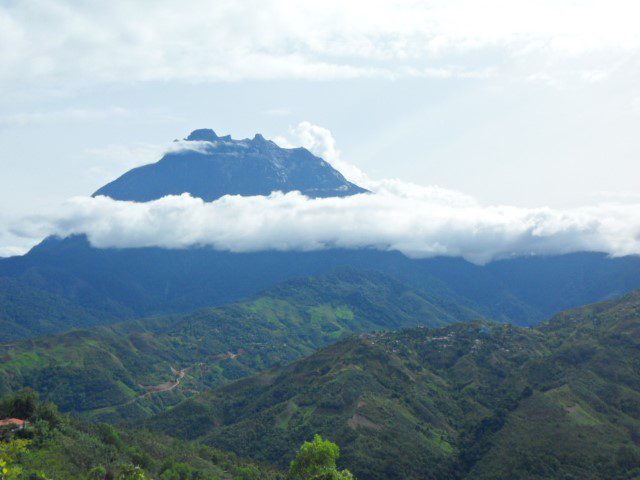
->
{"left": 0, "top": 246, "right": 28, "bottom": 258}
{"left": 10, "top": 190, "right": 640, "bottom": 265}
{"left": 85, "top": 143, "right": 168, "bottom": 174}
{"left": 85, "top": 142, "right": 169, "bottom": 185}
{"left": 84, "top": 139, "right": 216, "bottom": 183}
{"left": 0, "top": 107, "right": 130, "bottom": 128}
{"left": 592, "top": 190, "right": 640, "bottom": 202}
{"left": 1, "top": 0, "right": 639, "bottom": 92}
{"left": 276, "top": 122, "right": 371, "bottom": 186}
{"left": 0, "top": 215, "right": 35, "bottom": 257}
{"left": 278, "top": 121, "right": 436, "bottom": 195}
{"left": 5, "top": 122, "right": 640, "bottom": 263}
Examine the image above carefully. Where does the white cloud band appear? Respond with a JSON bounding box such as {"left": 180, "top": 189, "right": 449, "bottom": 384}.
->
{"left": 11, "top": 187, "right": 640, "bottom": 265}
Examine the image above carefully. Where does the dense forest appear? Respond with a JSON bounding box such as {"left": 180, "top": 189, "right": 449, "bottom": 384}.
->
{"left": 2, "top": 276, "right": 640, "bottom": 478}
{"left": 0, "top": 269, "right": 477, "bottom": 421}
{"left": 0, "top": 389, "right": 359, "bottom": 480}
{"left": 0, "top": 389, "right": 285, "bottom": 479}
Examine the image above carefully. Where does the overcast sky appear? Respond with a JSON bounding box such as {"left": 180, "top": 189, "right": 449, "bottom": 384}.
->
{"left": 1, "top": 0, "right": 640, "bottom": 256}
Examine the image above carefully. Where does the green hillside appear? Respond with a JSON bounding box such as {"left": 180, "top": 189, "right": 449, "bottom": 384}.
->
{"left": 0, "top": 277, "right": 121, "bottom": 342}
{"left": 149, "top": 291, "right": 640, "bottom": 480}
{"left": 0, "top": 389, "right": 283, "bottom": 480}
{"left": 0, "top": 269, "right": 480, "bottom": 421}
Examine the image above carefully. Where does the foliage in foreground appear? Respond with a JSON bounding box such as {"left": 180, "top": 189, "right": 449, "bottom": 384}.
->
{"left": 0, "top": 389, "right": 283, "bottom": 480}
{"left": 0, "top": 391, "right": 353, "bottom": 480}
{"left": 289, "top": 435, "right": 354, "bottom": 480}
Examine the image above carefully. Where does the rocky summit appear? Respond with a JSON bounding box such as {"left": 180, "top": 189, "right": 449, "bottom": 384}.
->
{"left": 92, "top": 129, "right": 368, "bottom": 202}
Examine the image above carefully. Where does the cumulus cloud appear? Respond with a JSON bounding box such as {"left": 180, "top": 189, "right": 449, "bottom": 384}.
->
{"left": 10, "top": 190, "right": 640, "bottom": 265}
{"left": 1, "top": 0, "right": 639, "bottom": 92}
{"left": 276, "top": 122, "right": 370, "bottom": 187}
{"left": 277, "top": 121, "right": 437, "bottom": 195}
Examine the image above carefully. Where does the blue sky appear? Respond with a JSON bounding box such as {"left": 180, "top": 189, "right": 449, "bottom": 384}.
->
{"left": 1, "top": 0, "right": 640, "bottom": 256}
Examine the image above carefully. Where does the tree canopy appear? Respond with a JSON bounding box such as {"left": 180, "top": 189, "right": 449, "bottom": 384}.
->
{"left": 289, "top": 435, "right": 354, "bottom": 480}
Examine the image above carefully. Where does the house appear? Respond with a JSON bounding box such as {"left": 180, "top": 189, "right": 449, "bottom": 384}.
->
{"left": 0, "top": 418, "right": 28, "bottom": 431}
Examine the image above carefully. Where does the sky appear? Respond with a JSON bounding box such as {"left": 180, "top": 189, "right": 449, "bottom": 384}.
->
{"left": 1, "top": 0, "right": 640, "bottom": 258}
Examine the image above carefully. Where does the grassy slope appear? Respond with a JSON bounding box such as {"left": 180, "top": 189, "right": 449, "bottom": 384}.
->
{"left": 0, "top": 268, "right": 481, "bottom": 421}
{"left": 149, "top": 291, "right": 640, "bottom": 480}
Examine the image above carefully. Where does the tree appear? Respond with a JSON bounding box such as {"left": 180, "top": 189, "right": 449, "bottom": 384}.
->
{"left": 0, "top": 389, "right": 38, "bottom": 421}
{"left": 159, "top": 462, "right": 192, "bottom": 480}
{"left": 117, "top": 464, "right": 148, "bottom": 480}
{"left": 0, "top": 439, "right": 30, "bottom": 480}
{"left": 88, "top": 465, "right": 107, "bottom": 480}
{"left": 97, "top": 423, "right": 123, "bottom": 449}
{"left": 289, "top": 435, "right": 355, "bottom": 480}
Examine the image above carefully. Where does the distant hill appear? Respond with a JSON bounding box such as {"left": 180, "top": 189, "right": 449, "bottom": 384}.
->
{"left": 3, "top": 232, "right": 640, "bottom": 341}
{"left": 93, "top": 129, "right": 367, "bottom": 201}
{"left": 0, "top": 269, "right": 479, "bottom": 420}
{"left": 0, "top": 277, "right": 118, "bottom": 341}
{"left": 149, "top": 291, "right": 640, "bottom": 480}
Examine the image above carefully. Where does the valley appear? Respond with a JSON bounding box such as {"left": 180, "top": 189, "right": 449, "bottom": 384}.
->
{"left": 0, "top": 269, "right": 473, "bottom": 421}
{"left": 1, "top": 128, "right": 639, "bottom": 479}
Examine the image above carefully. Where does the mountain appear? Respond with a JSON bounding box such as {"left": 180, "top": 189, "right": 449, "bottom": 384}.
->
{"left": 2, "top": 128, "right": 640, "bottom": 341}
{"left": 0, "top": 277, "right": 116, "bottom": 341}
{"left": 0, "top": 269, "right": 479, "bottom": 420}
{"left": 93, "top": 129, "right": 367, "bottom": 201}
{"left": 149, "top": 291, "right": 640, "bottom": 480}
{"left": 3, "top": 232, "right": 640, "bottom": 341}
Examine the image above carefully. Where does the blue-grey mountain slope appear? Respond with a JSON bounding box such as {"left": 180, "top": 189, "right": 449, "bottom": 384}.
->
{"left": 2, "top": 129, "right": 640, "bottom": 340}
{"left": 93, "top": 129, "right": 367, "bottom": 201}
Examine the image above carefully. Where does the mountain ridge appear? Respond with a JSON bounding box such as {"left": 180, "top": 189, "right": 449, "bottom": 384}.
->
{"left": 0, "top": 268, "right": 477, "bottom": 420}
{"left": 4, "top": 234, "right": 640, "bottom": 341}
{"left": 148, "top": 290, "right": 640, "bottom": 479}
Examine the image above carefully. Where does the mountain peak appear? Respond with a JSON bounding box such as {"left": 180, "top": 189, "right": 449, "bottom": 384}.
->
{"left": 93, "top": 129, "right": 368, "bottom": 202}
{"left": 185, "top": 129, "right": 219, "bottom": 142}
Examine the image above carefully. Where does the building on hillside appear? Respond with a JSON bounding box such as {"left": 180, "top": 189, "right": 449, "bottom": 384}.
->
{"left": 0, "top": 418, "right": 29, "bottom": 432}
